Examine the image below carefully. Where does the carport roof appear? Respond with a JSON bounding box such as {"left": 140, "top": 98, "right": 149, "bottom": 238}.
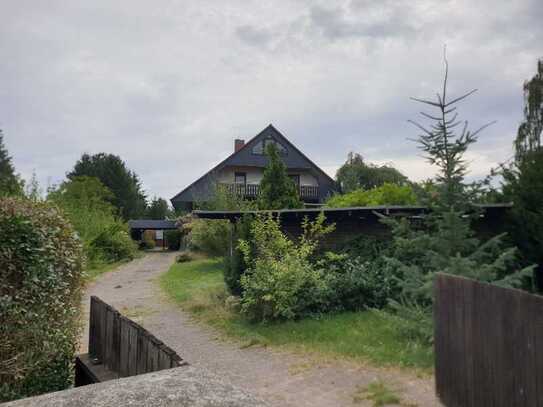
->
{"left": 128, "top": 219, "right": 178, "bottom": 230}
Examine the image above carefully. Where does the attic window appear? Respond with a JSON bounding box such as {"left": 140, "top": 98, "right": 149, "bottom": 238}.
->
{"left": 252, "top": 137, "right": 287, "bottom": 155}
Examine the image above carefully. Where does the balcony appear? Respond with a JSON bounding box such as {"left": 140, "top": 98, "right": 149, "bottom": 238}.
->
{"left": 218, "top": 183, "right": 319, "bottom": 200}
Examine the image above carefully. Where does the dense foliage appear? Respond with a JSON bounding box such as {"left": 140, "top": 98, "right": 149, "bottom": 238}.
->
{"left": 514, "top": 59, "right": 542, "bottom": 162}
{"left": 68, "top": 153, "right": 147, "bottom": 220}
{"left": 0, "top": 131, "right": 24, "bottom": 197}
{"left": 238, "top": 214, "right": 334, "bottom": 321}
{"left": 501, "top": 149, "right": 543, "bottom": 287}
{"left": 224, "top": 215, "right": 253, "bottom": 295}
{"left": 188, "top": 219, "right": 230, "bottom": 256}
{"left": 232, "top": 214, "right": 403, "bottom": 322}
{"left": 48, "top": 176, "right": 137, "bottom": 266}
{"left": 165, "top": 229, "right": 183, "bottom": 250}
{"left": 145, "top": 197, "right": 172, "bottom": 219}
{"left": 336, "top": 152, "right": 408, "bottom": 193}
{"left": 0, "top": 198, "right": 85, "bottom": 401}
{"left": 257, "top": 143, "right": 302, "bottom": 210}
{"left": 380, "top": 61, "right": 532, "bottom": 343}
{"left": 188, "top": 184, "right": 255, "bottom": 257}
{"left": 326, "top": 183, "right": 418, "bottom": 208}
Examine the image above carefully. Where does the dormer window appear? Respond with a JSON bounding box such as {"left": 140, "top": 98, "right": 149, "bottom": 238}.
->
{"left": 252, "top": 137, "right": 287, "bottom": 155}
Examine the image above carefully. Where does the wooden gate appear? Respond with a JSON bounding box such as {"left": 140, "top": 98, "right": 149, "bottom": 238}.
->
{"left": 76, "top": 296, "right": 186, "bottom": 385}
{"left": 434, "top": 274, "right": 543, "bottom": 406}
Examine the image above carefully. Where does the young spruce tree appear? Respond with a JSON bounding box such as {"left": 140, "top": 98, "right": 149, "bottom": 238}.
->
{"left": 383, "top": 57, "right": 533, "bottom": 342}
{"left": 257, "top": 143, "right": 302, "bottom": 210}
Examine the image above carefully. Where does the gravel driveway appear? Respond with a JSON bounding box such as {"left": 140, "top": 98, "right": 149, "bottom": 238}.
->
{"left": 81, "top": 252, "right": 442, "bottom": 407}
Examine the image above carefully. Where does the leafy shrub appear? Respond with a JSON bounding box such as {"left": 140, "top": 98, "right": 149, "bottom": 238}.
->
{"left": 48, "top": 176, "right": 136, "bottom": 266}
{"left": 240, "top": 254, "right": 329, "bottom": 321}
{"left": 238, "top": 213, "right": 334, "bottom": 322}
{"left": 91, "top": 222, "right": 137, "bottom": 261}
{"left": 319, "top": 254, "right": 401, "bottom": 311}
{"left": 188, "top": 219, "right": 230, "bottom": 256}
{"left": 326, "top": 183, "right": 418, "bottom": 208}
{"left": 165, "top": 229, "right": 182, "bottom": 251}
{"left": 224, "top": 215, "right": 253, "bottom": 296}
{"left": 337, "top": 234, "right": 390, "bottom": 259}
{"left": 0, "top": 198, "right": 84, "bottom": 402}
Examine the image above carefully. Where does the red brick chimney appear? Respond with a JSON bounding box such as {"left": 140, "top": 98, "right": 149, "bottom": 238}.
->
{"left": 234, "top": 139, "right": 245, "bottom": 152}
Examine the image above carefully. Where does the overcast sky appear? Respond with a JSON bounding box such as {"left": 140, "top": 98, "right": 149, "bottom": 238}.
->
{"left": 1, "top": 0, "right": 541, "bottom": 201}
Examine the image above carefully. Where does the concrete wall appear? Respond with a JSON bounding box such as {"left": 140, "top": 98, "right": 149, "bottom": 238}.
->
{"left": 4, "top": 366, "right": 268, "bottom": 407}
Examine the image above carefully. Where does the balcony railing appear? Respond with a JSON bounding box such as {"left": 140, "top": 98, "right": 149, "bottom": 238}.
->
{"left": 218, "top": 183, "right": 319, "bottom": 200}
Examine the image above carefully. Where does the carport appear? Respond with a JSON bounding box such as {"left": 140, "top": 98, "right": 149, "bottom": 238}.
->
{"left": 128, "top": 219, "right": 178, "bottom": 249}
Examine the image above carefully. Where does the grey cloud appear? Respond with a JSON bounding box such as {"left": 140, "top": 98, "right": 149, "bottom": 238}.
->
{"left": 0, "top": 0, "right": 540, "bottom": 199}
{"left": 308, "top": 3, "right": 416, "bottom": 41}
{"left": 235, "top": 25, "right": 275, "bottom": 47}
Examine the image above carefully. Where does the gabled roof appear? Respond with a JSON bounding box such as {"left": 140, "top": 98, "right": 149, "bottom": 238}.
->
{"left": 171, "top": 124, "right": 336, "bottom": 203}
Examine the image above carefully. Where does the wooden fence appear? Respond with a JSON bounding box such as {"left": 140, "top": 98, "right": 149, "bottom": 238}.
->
{"left": 434, "top": 274, "right": 543, "bottom": 407}
{"left": 80, "top": 296, "right": 185, "bottom": 383}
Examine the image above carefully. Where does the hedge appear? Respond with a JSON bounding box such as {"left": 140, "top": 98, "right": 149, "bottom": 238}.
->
{"left": 0, "top": 198, "right": 85, "bottom": 402}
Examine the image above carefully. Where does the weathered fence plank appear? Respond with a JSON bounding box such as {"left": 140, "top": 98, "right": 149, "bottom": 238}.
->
{"left": 81, "top": 296, "right": 186, "bottom": 385}
{"left": 435, "top": 274, "right": 543, "bottom": 407}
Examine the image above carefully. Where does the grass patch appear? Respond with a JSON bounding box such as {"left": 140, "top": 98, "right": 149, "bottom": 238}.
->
{"left": 85, "top": 251, "right": 144, "bottom": 281}
{"left": 160, "top": 258, "right": 434, "bottom": 371}
{"left": 354, "top": 380, "right": 401, "bottom": 406}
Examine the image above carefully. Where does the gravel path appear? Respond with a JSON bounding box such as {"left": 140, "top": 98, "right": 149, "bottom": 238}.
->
{"left": 81, "top": 252, "right": 442, "bottom": 407}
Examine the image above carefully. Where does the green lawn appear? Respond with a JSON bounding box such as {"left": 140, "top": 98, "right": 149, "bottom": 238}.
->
{"left": 160, "top": 257, "right": 434, "bottom": 371}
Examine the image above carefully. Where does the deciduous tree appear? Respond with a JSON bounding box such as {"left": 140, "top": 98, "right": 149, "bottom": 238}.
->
{"left": 336, "top": 152, "right": 408, "bottom": 193}
{"left": 68, "top": 153, "right": 147, "bottom": 220}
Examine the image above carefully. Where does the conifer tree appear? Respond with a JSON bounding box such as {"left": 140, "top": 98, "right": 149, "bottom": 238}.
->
{"left": 0, "top": 130, "right": 23, "bottom": 196}
{"left": 382, "top": 57, "right": 533, "bottom": 342}
{"left": 257, "top": 143, "right": 302, "bottom": 210}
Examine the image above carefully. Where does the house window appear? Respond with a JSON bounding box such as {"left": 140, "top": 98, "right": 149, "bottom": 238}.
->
{"left": 234, "top": 172, "right": 246, "bottom": 185}
{"left": 252, "top": 137, "right": 287, "bottom": 155}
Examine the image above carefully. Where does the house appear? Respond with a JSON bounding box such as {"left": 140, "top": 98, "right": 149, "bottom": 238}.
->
{"left": 170, "top": 125, "right": 338, "bottom": 210}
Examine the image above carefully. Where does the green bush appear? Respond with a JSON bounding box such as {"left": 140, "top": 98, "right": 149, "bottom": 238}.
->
{"left": 48, "top": 176, "right": 136, "bottom": 266}
{"left": 337, "top": 234, "right": 390, "bottom": 259}
{"left": 319, "top": 254, "right": 401, "bottom": 310}
{"left": 165, "top": 229, "right": 182, "bottom": 251}
{"left": 224, "top": 215, "right": 253, "bottom": 296}
{"left": 188, "top": 219, "right": 230, "bottom": 256}
{"left": 238, "top": 213, "right": 334, "bottom": 322}
{"left": 240, "top": 254, "right": 329, "bottom": 321}
{"left": 91, "top": 222, "right": 137, "bottom": 261}
{"left": 0, "top": 198, "right": 85, "bottom": 402}
{"left": 326, "top": 183, "right": 418, "bottom": 208}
